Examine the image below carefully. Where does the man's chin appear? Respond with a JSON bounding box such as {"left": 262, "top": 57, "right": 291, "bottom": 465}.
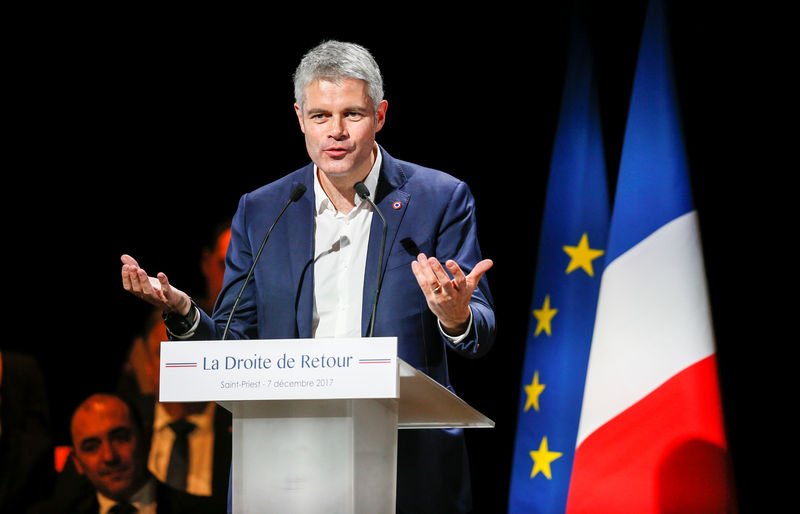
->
{"left": 318, "top": 161, "right": 354, "bottom": 176}
{"left": 98, "top": 472, "right": 140, "bottom": 500}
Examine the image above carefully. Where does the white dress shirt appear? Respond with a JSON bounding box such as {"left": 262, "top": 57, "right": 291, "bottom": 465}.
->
{"left": 311, "top": 150, "right": 381, "bottom": 338}
{"left": 147, "top": 402, "right": 216, "bottom": 497}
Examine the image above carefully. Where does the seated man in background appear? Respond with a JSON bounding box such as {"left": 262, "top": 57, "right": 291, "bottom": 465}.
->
{"left": 137, "top": 311, "right": 231, "bottom": 500}
{"left": 31, "top": 393, "right": 223, "bottom": 514}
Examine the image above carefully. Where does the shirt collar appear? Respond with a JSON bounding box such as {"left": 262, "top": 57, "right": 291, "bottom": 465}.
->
{"left": 314, "top": 144, "right": 382, "bottom": 215}
{"left": 153, "top": 401, "right": 215, "bottom": 432}
{"left": 97, "top": 475, "right": 157, "bottom": 514}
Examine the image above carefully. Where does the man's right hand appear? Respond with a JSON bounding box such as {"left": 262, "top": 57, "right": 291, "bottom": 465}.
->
{"left": 120, "top": 254, "right": 192, "bottom": 315}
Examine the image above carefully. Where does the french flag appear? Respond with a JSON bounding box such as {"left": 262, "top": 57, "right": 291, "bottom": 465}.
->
{"left": 566, "top": 0, "right": 736, "bottom": 512}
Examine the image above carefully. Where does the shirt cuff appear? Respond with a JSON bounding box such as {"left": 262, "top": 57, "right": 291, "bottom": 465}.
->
{"left": 438, "top": 307, "right": 473, "bottom": 344}
{"left": 165, "top": 304, "right": 201, "bottom": 340}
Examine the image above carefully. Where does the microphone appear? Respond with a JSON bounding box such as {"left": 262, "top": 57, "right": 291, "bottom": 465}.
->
{"left": 354, "top": 181, "right": 387, "bottom": 338}
{"left": 221, "top": 183, "right": 307, "bottom": 340}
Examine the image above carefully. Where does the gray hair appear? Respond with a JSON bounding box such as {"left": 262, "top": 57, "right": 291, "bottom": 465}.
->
{"left": 293, "top": 40, "right": 384, "bottom": 114}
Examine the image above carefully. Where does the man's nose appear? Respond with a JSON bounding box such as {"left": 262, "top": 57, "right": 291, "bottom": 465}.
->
{"left": 329, "top": 116, "right": 347, "bottom": 139}
{"left": 101, "top": 441, "right": 120, "bottom": 463}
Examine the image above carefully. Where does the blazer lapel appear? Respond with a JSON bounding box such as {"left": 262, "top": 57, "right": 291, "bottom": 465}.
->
{"left": 287, "top": 165, "right": 316, "bottom": 338}
{"left": 361, "top": 149, "right": 410, "bottom": 336}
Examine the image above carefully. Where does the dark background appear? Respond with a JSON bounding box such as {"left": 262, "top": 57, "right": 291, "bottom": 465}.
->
{"left": 6, "top": 1, "right": 787, "bottom": 511}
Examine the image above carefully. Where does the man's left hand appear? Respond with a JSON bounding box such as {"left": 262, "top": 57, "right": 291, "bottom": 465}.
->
{"left": 411, "top": 253, "right": 493, "bottom": 336}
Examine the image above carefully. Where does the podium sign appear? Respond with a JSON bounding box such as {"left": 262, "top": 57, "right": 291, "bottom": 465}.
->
{"left": 159, "top": 338, "right": 491, "bottom": 513}
{"left": 159, "top": 337, "right": 398, "bottom": 402}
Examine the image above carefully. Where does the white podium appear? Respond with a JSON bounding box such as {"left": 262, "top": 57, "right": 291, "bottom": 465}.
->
{"left": 159, "top": 338, "right": 493, "bottom": 513}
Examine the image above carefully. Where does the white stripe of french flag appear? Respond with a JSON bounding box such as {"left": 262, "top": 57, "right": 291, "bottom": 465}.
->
{"left": 567, "top": 212, "right": 733, "bottom": 512}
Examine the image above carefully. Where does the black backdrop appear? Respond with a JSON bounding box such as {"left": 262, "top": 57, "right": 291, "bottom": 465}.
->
{"left": 6, "top": 2, "right": 787, "bottom": 511}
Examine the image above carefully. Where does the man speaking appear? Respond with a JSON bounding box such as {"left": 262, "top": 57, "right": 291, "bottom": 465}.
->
{"left": 121, "top": 40, "right": 495, "bottom": 513}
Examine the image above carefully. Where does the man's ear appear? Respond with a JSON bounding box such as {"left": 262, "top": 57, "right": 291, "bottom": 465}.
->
{"left": 375, "top": 100, "right": 388, "bottom": 133}
{"left": 71, "top": 450, "right": 85, "bottom": 475}
{"left": 294, "top": 103, "right": 306, "bottom": 134}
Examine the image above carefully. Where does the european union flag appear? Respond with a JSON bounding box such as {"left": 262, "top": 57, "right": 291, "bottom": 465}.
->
{"left": 507, "top": 9, "right": 610, "bottom": 513}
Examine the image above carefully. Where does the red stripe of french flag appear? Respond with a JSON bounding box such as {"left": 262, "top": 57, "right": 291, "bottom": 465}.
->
{"left": 566, "top": 212, "right": 736, "bottom": 513}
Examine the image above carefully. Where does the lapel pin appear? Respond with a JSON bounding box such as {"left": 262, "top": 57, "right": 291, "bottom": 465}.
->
{"left": 392, "top": 201, "right": 402, "bottom": 210}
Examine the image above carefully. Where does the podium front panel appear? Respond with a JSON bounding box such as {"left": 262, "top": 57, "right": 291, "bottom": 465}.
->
{"left": 228, "top": 399, "right": 398, "bottom": 513}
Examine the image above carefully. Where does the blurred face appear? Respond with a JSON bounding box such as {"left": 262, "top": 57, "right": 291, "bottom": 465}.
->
{"left": 71, "top": 395, "right": 146, "bottom": 502}
{"left": 201, "top": 227, "right": 231, "bottom": 302}
{"left": 294, "top": 78, "right": 387, "bottom": 185}
{"left": 146, "top": 317, "right": 169, "bottom": 393}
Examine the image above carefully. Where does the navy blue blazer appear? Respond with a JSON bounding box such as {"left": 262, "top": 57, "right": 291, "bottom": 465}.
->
{"left": 193, "top": 146, "right": 495, "bottom": 512}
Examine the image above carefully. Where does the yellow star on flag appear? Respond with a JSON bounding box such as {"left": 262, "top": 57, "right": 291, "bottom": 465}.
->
{"left": 524, "top": 371, "right": 546, "bottom": 412}
{"left": 533, "top": 295, "right": 557, "bottom": 337}
{"left": 563, "top": 233, "right": 605, "bottom": 277}
{"left": 529, "top": 436, "right": 563, "bottom": 480}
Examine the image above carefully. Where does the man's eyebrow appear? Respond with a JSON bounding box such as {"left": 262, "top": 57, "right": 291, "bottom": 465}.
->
{"left": 79, "top": 436, "right": 101, "bottom": 449}
{"left": 110, "top": 427, "right": 133, "bottom": 438}
{"left": 306, "top": 106, "right": 369, "bottom": 116}
{"left": 305, "top": 108, "right": 329, "bottom": 116}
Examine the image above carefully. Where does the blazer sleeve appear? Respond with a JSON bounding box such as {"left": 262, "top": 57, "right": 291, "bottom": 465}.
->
{"left": 434, "top": 180, "right": 496, "bottom": 359}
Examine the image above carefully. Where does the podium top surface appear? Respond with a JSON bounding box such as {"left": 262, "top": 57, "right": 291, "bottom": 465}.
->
{"left": 398, "top": 360, "right": 494, "bottom": 429}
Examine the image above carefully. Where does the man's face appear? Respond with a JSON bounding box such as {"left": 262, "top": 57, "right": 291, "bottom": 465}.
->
{"left": 201, "top": 227, "right": 231, "bottom": 302}
{"left": 145, "top": 316, "right": 169, "bottom": 393}
{"left": 295, "top": 78, "right": 387, "bottom": 183}
{"left": 71, "top": 396, "right": 145, "bottom": 502}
